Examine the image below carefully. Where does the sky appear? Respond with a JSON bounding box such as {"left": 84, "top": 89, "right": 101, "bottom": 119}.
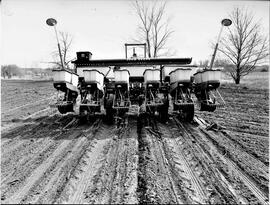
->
{"left": 1, "top": 0, "right": 269, "bottom": 68}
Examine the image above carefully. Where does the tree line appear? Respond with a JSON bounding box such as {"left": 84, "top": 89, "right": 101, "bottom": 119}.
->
{"left": 1, "top": 65, "right": 52, "bottom": 79}
{"left": 1, "top": 65, "right": 21, "bottom": 79}
{"left": 193, "top": 59, "right": 269, "bottom": 72}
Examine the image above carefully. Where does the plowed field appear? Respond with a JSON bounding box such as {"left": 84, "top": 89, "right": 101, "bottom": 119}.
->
{"left": 1, "top": 79, "right": 269, "bottom": 204}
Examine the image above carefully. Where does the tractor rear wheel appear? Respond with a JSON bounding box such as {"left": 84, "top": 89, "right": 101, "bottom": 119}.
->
{"left": 58, "top": 104, "right": 67, "bottom": 114}
{"left": 185, "top": 104, "right": 194, "bottom": 122}
{"left": 104, "top": 94, "right": 114, "bottom": 123}
{"left": 159, "top": 99, "right": 169, "bottom": 123}
{"left": 178, "top": 104, "right": 194, "bottom": 122}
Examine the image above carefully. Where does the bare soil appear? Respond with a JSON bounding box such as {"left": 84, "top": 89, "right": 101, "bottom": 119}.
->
{"left": 1, "top": 79, "right": 269, "bottom": 204}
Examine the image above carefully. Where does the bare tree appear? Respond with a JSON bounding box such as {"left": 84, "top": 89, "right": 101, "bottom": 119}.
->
{"left": 218, "top": 7, "right": 269, "bottom": 84}
{"left": 50, "top": 32, "right": 74, "bottom": 69}
{"left": 133, "top": 0, "right": 174, "bottom": 58}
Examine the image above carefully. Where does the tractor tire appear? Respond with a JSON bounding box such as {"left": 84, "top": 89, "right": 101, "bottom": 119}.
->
{"left": 66, "top": 103, "right": 75, "bottom": 113}
{"left": 185, "top": 104, "right": 194, "bottom": 122}
{"left": 105, "top": 94, "right": 114, "bottom": 123}
{"left": 178, "top": 103, "right": 194, "bottom": 122}
{"left": 58, "top": 104, "right": 67, "bottom": 114}
{"left": 159, "top": 100, "right": 169, "bottom": 123}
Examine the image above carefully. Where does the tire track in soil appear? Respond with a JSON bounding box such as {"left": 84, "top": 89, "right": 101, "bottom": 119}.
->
{"left": 41, "top": 122, "right": 109, "bottom": 204}
{"left": 180, "top": 121, "right": 256, "bottom": 204}
{"left": 57, "top": 137, "right": 112, "bottom": 204}
{"left": 172, "top": 117, "right": 240, "bottom": 204}
{"left": 192, "top": 117, "right": 269, "bottom": 204}
{"left": 156, "top": 123, "right": 208, "bottom": 204}
{"left": 156, "top": 119, "right": 242, "bottom": 204}
{"left": 137, "top": 118, "right": 188, "bottom": 204}
{"left": 1, "top": 118, "right": 100, "bottom": 204}
{"left": 80, "top": 119, "right": 138, "bottom": 204}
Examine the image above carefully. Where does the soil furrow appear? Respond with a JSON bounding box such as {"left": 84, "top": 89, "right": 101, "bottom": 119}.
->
{"left": 16, "top": 119, "right": 101, "bottom": 204}
{"left": 59, "top": 137, "right": 112, "bottom": 204}
{"left": 2, "top": 96, "right": 54, "bottom": 114}
{"left": 195, "top": 117, "right": 269, "bottom": 193}
{"left": 194, "top": 117, "right": 268, "bottom": 204}
{"left": 173, "top": 117, "right": 240, "bottom": 204}
{"left": 137, "top": 118, "right": 188, "bottom": 204}
{"left": 1, "top": 119, "right": 95, "bottom": 204}
{"left": 74, "top": 120, "right": 139, "bottom": 204}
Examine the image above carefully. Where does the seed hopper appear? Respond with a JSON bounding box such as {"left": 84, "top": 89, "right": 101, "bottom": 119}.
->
{"left": 52, "top": 69, "right": 79, "bottom": 114}
{"left": 169, "top": 68, "right": 194, "bottom": 121}
{"left": 193, "top": 68, "right": 225, "bottom": 112}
